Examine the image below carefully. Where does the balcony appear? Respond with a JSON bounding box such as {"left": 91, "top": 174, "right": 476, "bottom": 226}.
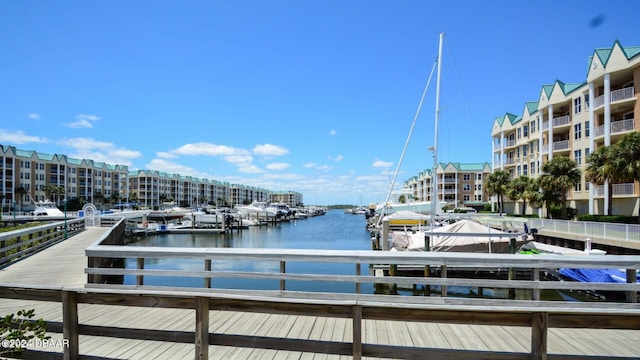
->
{"left": 552, "top": 140, "right": 570, "bottom": 152}
{"left": 542, "top": 121, "right": 549, "bottom": 131}
{"left": 552, "top": 115, "right": 570, "bottom": 128}
{"left": 594, "top": 119, "right": 635, "bottom": 139}
{"left": 504, "top": 139, "right": 516, "bottom": 148}
{"left": 593, "top": 87, "right": 635, "bottom": 109}
{"left": 594, "top": 183, "right": 636, "bottom": 197}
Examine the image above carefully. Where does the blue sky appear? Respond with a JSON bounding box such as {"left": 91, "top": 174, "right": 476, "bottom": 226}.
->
{"left": 0, "top": 1, "right": 637, "bottom": 205}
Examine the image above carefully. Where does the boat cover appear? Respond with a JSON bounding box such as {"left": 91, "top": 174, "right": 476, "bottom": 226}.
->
{"left": 558, "top": 268, "right": 640, "bottom": 284}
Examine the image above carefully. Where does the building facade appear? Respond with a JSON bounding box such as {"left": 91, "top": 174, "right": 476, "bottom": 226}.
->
{"left": 404, "top": 162, "right": 492, "bottom": 210}
{"left": 491, "top": 40, "right": 639, "bottom": 216}
{"left": 0, "top": 144, "right": 300, "bottom": 211}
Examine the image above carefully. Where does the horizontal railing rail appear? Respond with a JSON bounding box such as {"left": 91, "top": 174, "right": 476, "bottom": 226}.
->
{"left": 0, "top": 284, "right": 639, "bottom": 360}
{"left": 529, "top": 218, "right": 640, "bottom": 243}
{"left": 0, "top": 218, "right": 85, "bottom": 267}
{"left": 85, "top": 245, "right": 640, "bottom": 304}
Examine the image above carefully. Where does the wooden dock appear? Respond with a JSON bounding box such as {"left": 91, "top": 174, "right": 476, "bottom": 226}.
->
{"left": 0, "top": 226, "right": 639, "bottom": 359}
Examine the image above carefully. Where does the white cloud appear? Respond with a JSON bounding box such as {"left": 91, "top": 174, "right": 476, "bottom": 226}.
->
{"left": 0, "top": 129, "right": 48, "bottom": 145}
{"left": 58, "top": 137, "right": 141, "bottom": 166}
{"left": 303, "top": 162, "right": 317, "bottom": 168}
{"left": 329, "top": 130, "right": 336, "bottom": 136}
{"left": 253, "top": 143, "right": 288, "bottom": 156}
{"left": 64, "top": 114, "right": 101, "bottom": 129}
{"left": 156, "top": 151, "right": 178, "bottom": 159}
{"left": 265, "top": 162, "right": 289, "bottom": 171}
{"left": 316, "top": 165, "right": 333, "bottom": 172}
{"left": 146, "top": 158, "right": 210, "bottom": 178}
{"left": 372, "top": 158, "right": 393, "bottom": 168}
{"left": 173, "top": 142, "right": 245, "bottom": 157}
{"left": 28, "top": 113, "right": 41, "bottom": 120}
{"left": 238, "top": 164, "right": 263, "bottom": 173}
{"left": 328, "top": 155, "right": 343, "bottom": 162}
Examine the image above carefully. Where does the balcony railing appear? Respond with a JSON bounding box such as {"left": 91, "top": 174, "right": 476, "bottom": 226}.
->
{"left": 504, "top": 158, "right": 515, "bottom": 165}
{"left": 594, "top": 183, "right": 636, "bottom": 197}
{"left": 594, "top": 118, "right": 635, "bottom": 138}
{"left": 593, "top": 86, "right": 635, "bottom": 109}
{"left": 504, "top": 139, "right": 516, "bottom": 148}
{"left": 552, "top": 140, "right": 570, "bottom": 151}
{"left": 541, "top": 121, "right": 549, "bottom": 131}
{"left": 552, "top": 115, "right": 570, "bottom": 128}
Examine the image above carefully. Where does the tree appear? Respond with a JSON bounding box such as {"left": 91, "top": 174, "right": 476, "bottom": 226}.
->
{"left": 538, "top": 156, "right": 581, "bottom": 219}
{"left": 485, "top": 170, "right": 511, "bottom": 214}
{"left": 506, "top": 175, "right": 534, "bottom": 215}
{"left": 609, "top": 131, "right": 640, "bottom": 222}
{"left": 585, "top": 146, "right": 615, "bottom": 215}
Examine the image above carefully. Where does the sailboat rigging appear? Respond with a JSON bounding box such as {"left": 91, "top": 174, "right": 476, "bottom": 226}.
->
{"left": 376, "top": 32, "right": 447, "bottom": 227}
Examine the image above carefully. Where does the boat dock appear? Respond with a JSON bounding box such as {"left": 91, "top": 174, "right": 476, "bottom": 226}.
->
{"left": 0, "top": 220, "right": 639, "bottom": 359}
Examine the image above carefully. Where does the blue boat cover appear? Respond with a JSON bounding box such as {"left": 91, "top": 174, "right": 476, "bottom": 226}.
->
{"left": 559, "top": 268, "right": 640, "bottom": 283}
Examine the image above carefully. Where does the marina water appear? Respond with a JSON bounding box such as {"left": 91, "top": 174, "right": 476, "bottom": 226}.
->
{"left": 124, "top": 209, "right": 375, "bottom": 293}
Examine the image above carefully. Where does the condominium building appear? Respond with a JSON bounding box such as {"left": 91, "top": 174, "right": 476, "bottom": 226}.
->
{"left": 0, "top": 144, "right": 297, "bottom": 211}
{"left": 404, "top": 162, "right": 492, "bottom": 210}
{"left": 491, "top": 40, "right": 639, "bottom": 216}
{"left": 270, "top": 191, "right": 304, "bottom": 208}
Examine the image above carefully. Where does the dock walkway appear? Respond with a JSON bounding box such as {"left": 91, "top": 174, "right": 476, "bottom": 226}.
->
{"left": 0, "top": 227, "right": 638, "bottom": 359}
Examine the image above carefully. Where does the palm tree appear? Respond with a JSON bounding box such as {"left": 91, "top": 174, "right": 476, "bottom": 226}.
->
{"left": 585, "top": 146, "right": 615, "bottom": 215}
{"left": 485, "top": 170, "right": 511, "bottom": 214}
{"left": 506, "top": 175, "right": 534, "bottom": 215}
{"left": 609, "top": 131, "right": 640, "bottom": 222}
{"left": 538, "top": 156, "right": 581, "bottom": 219}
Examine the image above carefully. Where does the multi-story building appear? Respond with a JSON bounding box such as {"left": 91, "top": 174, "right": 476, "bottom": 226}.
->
{"left": 404, "top": 162, "right": 492, "bottom": 210}
{"left": 491, "top": 40, "right": 639, "bottom": 216}
{"left": 1, "top": 144, "right": 300, "bottom": 211}
{"left": 270, "top": 191, "right": 304, "bottom": 208}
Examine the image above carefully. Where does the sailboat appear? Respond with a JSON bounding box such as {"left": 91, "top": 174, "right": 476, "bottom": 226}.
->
{"left": 375, "top": 32, "right": 448, "bottom": 220}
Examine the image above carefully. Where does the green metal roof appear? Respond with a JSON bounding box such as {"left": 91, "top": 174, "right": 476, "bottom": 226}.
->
{"left": 525, "top": 101, "right": 538, "bottom": 115}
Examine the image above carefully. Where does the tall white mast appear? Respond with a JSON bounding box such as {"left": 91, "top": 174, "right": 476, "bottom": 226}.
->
{"left": 430, "top": 32, "right": 444, "bottom": 227}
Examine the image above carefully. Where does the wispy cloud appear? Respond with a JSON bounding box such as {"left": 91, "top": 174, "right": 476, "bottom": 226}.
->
{"left": 329, "top": 130, "right": 336, "bottom": 136}
{"left": 146, "top": 158, "right": 210, "bottom": 178}
{"left": 253, "top": 143, "right": 288, "bottom": 156}
{"left": 328, "top": 155, "right": 343, "bottom": 162}
{"left": 28, "top": 113, "right": 41, "bottom": 120}
{"left": 58, "top": 137, "right": 141, "bottom": 165}
{"left": 63, "top": 114, "right": 101, "bottom": 129}
{"left": 372, "top": 158, "right": 393, "bottom": 168}
{"left": 266, "top": 162, "right": 289, "bottom": 171}
{"left": 0, "top": 129, "right": 48, "bottom": 145}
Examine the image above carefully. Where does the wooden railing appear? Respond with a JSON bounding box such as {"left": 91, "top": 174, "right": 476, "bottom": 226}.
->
{"left": 1, "top": 283, "right": 639, "bottom": 360}
{"left": 0, "top": 218, "right": 85, "bottom": 267}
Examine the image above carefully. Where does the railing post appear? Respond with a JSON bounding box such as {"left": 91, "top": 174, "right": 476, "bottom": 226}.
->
{"left": 532, "top": 268, "right": 540, "bottom": 301}
{"left": 355, "top": 263, "right": 361, "bottom": 294}
{"left": 531, "top": 312, "right": 548, "bottom": 360}
{"left": 280, "top": 261, "right": 286, "bottom": 291}
{"left": 352, "top": 305, "right": 362, "bottom": 360}
{"left": 62, "top": 290, "right": 79, "bottom": 360}
{"left": 626, "top": 269, "right": 637, "bottom": 303}
{"left": 441, "top": 265, "right": 447, "bottom": 297}
{"left": 204, "top": 259, "right": 211, "bottom": 288}
{"left": 195, "top": 297, "right": 209, "bottom": 360}
{"left": 137, "top": 257, "right": 144, "bottom": 286}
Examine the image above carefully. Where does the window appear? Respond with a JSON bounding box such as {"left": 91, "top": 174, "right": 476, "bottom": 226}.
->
{"left": 530, "top": 120, "right": 536, "bottom": 133}
{"left": 523, "top": 125, "right": 529, "bottom": 137}
{"left": 517, "top": 128, "right": 521, "bottom": 139}
{"left": 574, "top": 149, "right": 582, "bottom": 165}
{"left": 585, "top": 94, "right": 590, "bottom": 109}
{"left": 522, "top": 145, "right": 528, "bottom": 157}
{"left": 463, "top": 195, "right": 470, "bottom": 202}
{"left": 585, "top": 147, "right": 590, "bottom": 158}
{"left": 523, "top": 164, "right": 528, "bottom": 176}
{"left": 575, "top": 182, "right": 582, "bottom": 192}
{"left": 517, "top": 166, "right": 521, "bottom": 176}
{"left": 530, "top": 162, "right": 536, "bottom": 175}
{"left": 574, "top": 97, "right": 582, "bottom": 113}
{"left": 574, "top": 123, "right": 582, "bottom": 140}
{"left": 475, "top": 184, "right": 482, "bottom": 191}
{"left": 463, "top": 184, "right": 471, "bottom": 191}
{"left": 585, "top": 182, "right": 590, "bottom": 191}
{"left": 476, "top": 173, "right": 483, "bottom": 180}
{"left": 463, "top": 174, "right": 470, "bottom": 181}
{"left": 585, "top": 121, "right": 590, "bottom": 137}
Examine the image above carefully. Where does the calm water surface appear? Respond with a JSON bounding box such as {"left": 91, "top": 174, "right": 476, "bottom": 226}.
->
{"left": 125, "top": 209, "right": 374, "bottom": 293}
